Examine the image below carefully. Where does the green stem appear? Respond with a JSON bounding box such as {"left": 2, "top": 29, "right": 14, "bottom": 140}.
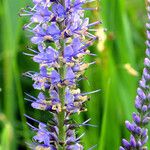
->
{"left": 57, "top": 1, "right": 66, "bottom": 149}
{"left": 58, "top": 60, "right": 65, "bottom": 150}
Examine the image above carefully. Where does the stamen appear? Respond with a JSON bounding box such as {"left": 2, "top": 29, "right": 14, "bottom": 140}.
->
{"left": 88, "top": 21, "right": 102, "bottom": 27}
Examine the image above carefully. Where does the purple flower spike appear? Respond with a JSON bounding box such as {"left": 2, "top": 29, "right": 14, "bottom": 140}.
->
{"left": 120, "top": 2, "right": 150, "bottom": 149}
{"left": 22, "top": 0, "right": 99, "bottom": 149}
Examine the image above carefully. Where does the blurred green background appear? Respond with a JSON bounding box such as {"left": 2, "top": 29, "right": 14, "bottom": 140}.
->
{"left": 0, "top": 0, "right": 149, "bottom": 150}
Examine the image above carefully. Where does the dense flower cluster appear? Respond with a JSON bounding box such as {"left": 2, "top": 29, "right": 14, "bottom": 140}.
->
{"left": 21, "top": 0, "right": 99, "bottom": 149}
{"left": 120, "top": 2, "right": 150, "bottom": 150}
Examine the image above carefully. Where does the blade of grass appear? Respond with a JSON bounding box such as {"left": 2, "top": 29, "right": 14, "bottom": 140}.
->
{"left": 1, "top": 123, "right": 14, "bottom": 150}
{"left": 1, "top": 0, "right": 30, "bottom": 149}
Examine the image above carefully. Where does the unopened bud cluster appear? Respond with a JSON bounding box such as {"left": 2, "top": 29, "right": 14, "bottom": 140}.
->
{"left": 120, "top": 2, "right": 150, "bottom": 150}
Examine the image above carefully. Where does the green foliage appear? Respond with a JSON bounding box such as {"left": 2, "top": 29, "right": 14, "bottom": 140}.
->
{"left": 0, "top": 0, "right": 148, "bottom": 149}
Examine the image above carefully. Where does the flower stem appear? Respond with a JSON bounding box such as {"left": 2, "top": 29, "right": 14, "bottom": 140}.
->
{"left": 58, "top": 64, "right": 65, "bottom": 149}
{"left": 58, "top": 1, "right": 66, "bottom": 149}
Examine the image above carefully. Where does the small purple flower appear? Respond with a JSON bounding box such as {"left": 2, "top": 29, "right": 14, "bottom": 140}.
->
{"left": 31, "top": 92, "right": 48, "bottom": 110}
{"left": 65, "top": 67, "right": 75, "bottom": 85}
{"left": 31, "top": 6, "right": 52, "bottom": 23}
{"left": 67, "top": 143, "right": 83, "bottom": 150}
{"left": 52, "top": 3, "right": 66, "bottom": 21}
{"left": 33, "top": 123, "right": 50, "bottom": 146}
{"left": 64, "top": 45, "right": 74, "bottom": 62}
{"left": 33, "top": 46, "right": 58, "bottom": 64}
{"left": 50, "top": 70, "right": 60, "bottom": 84}
{"left": 31, "top": 23, "right": 61, "bottom": 44}
{"left": 32, "top": 73, "right": 49, "bottom": 90}
{"left": 50, "top": 90, "right": 59, "bottom": 102}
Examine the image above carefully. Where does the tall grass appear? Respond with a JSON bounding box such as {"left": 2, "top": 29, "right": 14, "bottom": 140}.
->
{"left": 0, "top": 0, "right": 148, "bottom": 149}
